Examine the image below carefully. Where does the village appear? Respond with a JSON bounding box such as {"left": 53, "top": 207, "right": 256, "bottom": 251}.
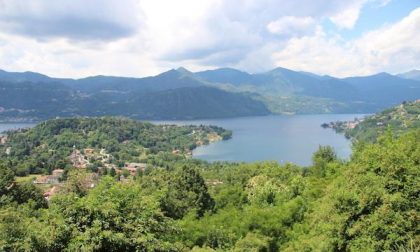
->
{"left": 0, "top": 122, "right": 230, "bottom": 201}
{"left": 321, "top": 117, "right": 365, "bottom": 131}
{"left": 30, "top": 146, "right": 149, "bottom": 200}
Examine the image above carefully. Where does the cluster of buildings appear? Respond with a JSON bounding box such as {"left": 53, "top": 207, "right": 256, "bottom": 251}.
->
{"left": 322, "top": 118, "right": 364, "bottom": 131}
{"left": 124, "top": 162, "right": 147, "bottom": 176}
{"left": 31, "top": 147, "right": 149, "bottom": 199}
{"left": 69, "top": 147, "right": 113, "bottom": 169}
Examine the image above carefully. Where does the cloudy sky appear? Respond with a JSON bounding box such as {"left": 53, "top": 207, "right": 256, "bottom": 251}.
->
{"left": 0, "top": 0, "right": 419, "bottom": 78}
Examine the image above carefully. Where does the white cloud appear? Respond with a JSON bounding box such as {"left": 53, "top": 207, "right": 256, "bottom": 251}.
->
{"left": 0, "top": 0, "right": 416, "bottom": 78}
{"left": 272, "top": 8, "right": 420, "bottom": 77}
{"left": 0, "top": 0, "right": 142, "bottom": 41}
{"left": 267, "top": 16, "right": 316, "bottom": 36}
{"left": 328, "top": 0, "right": 365, "bottom": 29}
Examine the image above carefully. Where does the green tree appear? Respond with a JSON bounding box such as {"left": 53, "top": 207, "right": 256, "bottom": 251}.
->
{"left": 0, "top": 162, "right": 14, "bottom": 197}
{"left": 109, "top": 167, "right": 117, "bottom": 177}
{"left": 10, "top": 182, "right": 47, "bottom": 209}
{"left": 161, "top": 165, "right": 215, "bottom": 219}
{"left": 311, "top": 145, "right": 338, "bottom": 177}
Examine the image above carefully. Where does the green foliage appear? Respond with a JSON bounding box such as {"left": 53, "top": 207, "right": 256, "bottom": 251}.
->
{"left": 62, "top": 169, "right": 93, "bottom": 197}
{"left": 9, "top": 181, "right": 47, "bottom": 209}
{"left": 336, "top": 100, "right": 420, "bottom": 143}
{"left": 233, "top": 233, "right": 271, "bottom": 252}
{"left": 0, "top": 177, "right": 181, "bottom": 251}
{"left": 0, "top": 117, "right": 230, "bottom": 175}
{"left": 0, "top": 161, "right": 47, "bottom": 208}
{"left": 283, "top": 129, "right": 420, "bottom": 251}
{"left": 310, "top": 145, "right": 339, "bottom": 177}
{"left": 0, "top": 108, "right": 418, "bottom": 251}
{"left": 160, "top": 165, "right": 215, "bottom": 219}
{"left": 0, "top": 162, "right": 14, "bottom": 197}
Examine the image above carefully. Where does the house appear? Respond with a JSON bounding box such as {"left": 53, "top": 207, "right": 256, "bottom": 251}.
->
{"left": 69, "top": 149, "right": 89, "bottom": 168}
{"left": 34, "top": 169, "right": 64, "bottom": 185}
{"left": 52, "top": 169, "right": 65, "bottom": 177}
{"left": 0, "top": 135, "right": 7, "bottom": 144}
{"left": 34, "top": 175, "right": 59, "bottom": 184}
{"left": 124, "top": 163, "right": 147, "bottom": 175}
{"left": 84, "top": 148, "right": 95, "bottom": 155}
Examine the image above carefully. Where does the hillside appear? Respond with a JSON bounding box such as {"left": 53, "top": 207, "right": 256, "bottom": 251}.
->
{"left": 1, "top": 67, "right": 420, "bottom": 121}
{"left": 397, "top": 69, "right": 420, "bottom": 81}
{"left": 0, "top": 69, "right": 269, "bottom": 121}
{"left": 0, "top": 117, "right": 232, "bottom": 175}
{"left": 0, "top": 118, "right": 418, "bottom": 251}
{"left": 196, "top": 67, "right": 420, "bottom": 114}
{"left": 342, "top": 73, "right": 420, "bottom": 109}
{"left": 326, "top": 100, "right": 420, "bottom": 142}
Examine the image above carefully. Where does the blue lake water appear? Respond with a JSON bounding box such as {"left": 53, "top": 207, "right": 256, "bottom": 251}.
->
{"left": 153, "top": 114, "right": 364, "bottom": 166}
{"left": 0, "top": 114, "right": 364, "bottom": 166}
{"left": 0, "top": 123, "right": 36, "bottom": 133}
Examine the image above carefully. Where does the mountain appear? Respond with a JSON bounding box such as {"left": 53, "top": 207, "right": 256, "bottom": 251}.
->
{"left": 194, "top": 67, "right": 416, "bottom": 113}
{"left": 0, "top": 68, "right": 269, "bottom": 121}
{"left": 0, "top": 69, "right": 56, "bottom": 83}
{"left": 396, "top": 69, "right": 420, "bottom": 81}
{"left": 1, "top": 66, "right": 419, "bottom": 121}
{"left": 196, "top": 66, "right": 360, "bottom": 99}
{"left": 196, "top": 68, "right": 255, "bottom": 86}
{"left": 64, "top": 69, "right": 203, "bottom": 93}
{"left": 343, "top": 73, "right": 420, "bottom": 110}
{"left": 81, "top": 86, "right": 270, "bottom": 120}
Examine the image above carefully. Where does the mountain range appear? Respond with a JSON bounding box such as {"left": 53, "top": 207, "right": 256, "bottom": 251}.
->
{"left": 0, "top": 67, "right": 419, "bottom": 121}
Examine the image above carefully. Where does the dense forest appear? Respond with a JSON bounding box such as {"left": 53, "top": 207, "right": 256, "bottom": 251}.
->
{"left": 0, "top": 110, "right": 418, "bottom": 251}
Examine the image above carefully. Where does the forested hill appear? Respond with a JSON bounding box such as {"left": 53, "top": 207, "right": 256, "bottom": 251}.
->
{"left": 0, "top": 122, "right": 418, "bottom": 250}
{"left": 0, "top": 69, "right": 270, "bottom": 122}
{"left": 1, "top": 67, "right": 420, "bottom": 121}
{"left": 0, "top": 117, "right": 232, "bottom": 175}
{"left": 327, "top": 100, "right": 420, "bottom": 142}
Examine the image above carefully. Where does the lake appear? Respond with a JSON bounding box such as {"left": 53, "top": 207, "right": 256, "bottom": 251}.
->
{"left": 154, "top": 114, "right": 364, "bottom": 166}
{"left": 0, "top": 114, "right": 363, "bottom": 166}
{"left": 0, "top": 123, "right": 36, "bottom": 133}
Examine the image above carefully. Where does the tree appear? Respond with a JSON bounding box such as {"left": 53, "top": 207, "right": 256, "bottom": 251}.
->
{"left": 122, "top": 168, "right": 130, "bottom": 178}
{"left": 10, "top": 182, "right": 47, "bottom": 209}
{"left": 63, "top": 169, "right": 92, "bottom": 196}
{"left": 311, "top": 145, "right": 337, "bottom": 177}
{"left": 233, "top": 233, "right": 271, "bottom": 252}
{"left": 0, "top": 163, "right": 14, "bottom": 197}
{"left": 109, "top": 167, "right": 116, "bottom": 177}
{"left": 54, "top": 177, "right": 180, "bottom": 251}
{"left": 161, "top": 165, "right": 215, "bottom": 219}
{"left": 284, "top": 130, "right": 420, "bottom": 251}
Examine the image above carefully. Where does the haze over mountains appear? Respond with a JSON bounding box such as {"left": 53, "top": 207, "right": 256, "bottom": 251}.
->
{"left": 0, "top": 67, "right": 419, "bottom": 121}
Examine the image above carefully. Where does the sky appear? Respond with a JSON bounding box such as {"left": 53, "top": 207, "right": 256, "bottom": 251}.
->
{"left": 0, "top": 0, "right": 419, "bottom": 78}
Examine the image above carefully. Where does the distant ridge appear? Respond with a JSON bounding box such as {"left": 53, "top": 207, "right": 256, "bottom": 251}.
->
{"left": 0, "top": 66, "right": 419, "bottom": 121}
{"left": 397, "top": 69, "right": 420, "bottom": 81}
